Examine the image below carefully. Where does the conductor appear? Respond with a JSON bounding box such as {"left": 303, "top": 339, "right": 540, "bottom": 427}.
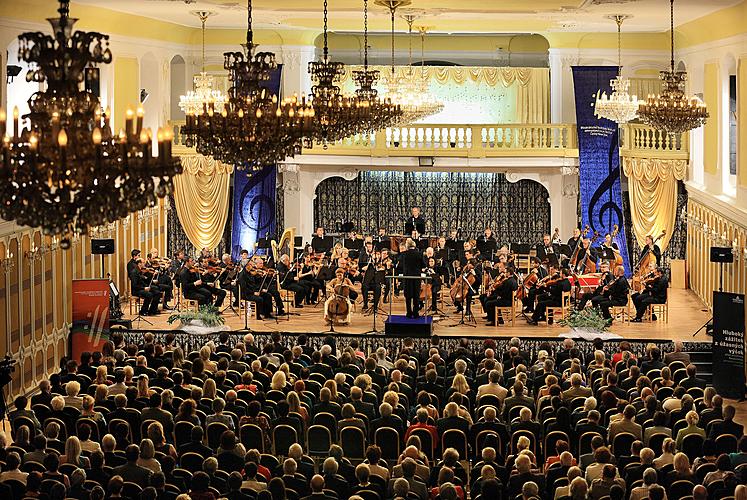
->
{"left": 401, "top": 238, "right": 423, "bottom": 319}
{"left": 404, "top": 206, "right": 426, "bottom": 235}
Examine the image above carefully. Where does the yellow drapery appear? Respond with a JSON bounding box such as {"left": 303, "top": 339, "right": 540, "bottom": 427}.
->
{"left": 340, "top": 66, "right": 550, "bottom": 123}
{"left": 622, "top": 157, "right": 687, "bottom": 252}
{"left": 173, "top": 155, "right": 233, "bottom": 251}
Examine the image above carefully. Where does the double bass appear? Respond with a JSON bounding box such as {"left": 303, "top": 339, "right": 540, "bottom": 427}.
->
{"left": 609, "top": 225, "right": 624, "bottom": 266}
{"left": 568, "top": 225, "right": 590, "bottom": 269}
{"left": 633, "top": 230, "right": 666, "bottom": 291}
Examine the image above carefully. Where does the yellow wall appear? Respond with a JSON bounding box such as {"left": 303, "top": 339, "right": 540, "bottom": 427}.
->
{"left": 113, "top": 57, "right": 139, "bottom": 134}
{"left": 740, "top": 57, "right": 747, "bottom": 188}
{"left": 675, "top": 1, "right": 747, "bottom": 48}
{"left": 703, "top": 63, "right": 720, "bottom": 176}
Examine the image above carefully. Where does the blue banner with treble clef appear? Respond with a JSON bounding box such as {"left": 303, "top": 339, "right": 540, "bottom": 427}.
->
{"left": 572, "top": 66, "right": 632, "bottom": 277}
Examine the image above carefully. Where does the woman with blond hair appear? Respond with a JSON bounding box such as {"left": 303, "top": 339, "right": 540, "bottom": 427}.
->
{"left": 137, "top": 375, "right": 154, "bottom": 399}
{"left": 653, "top": 438, "right": 676, "bottom": 469}
{"left": 324, "top": 379, "right": 342, "bottom": 404}
{"left": 93, "top": 384, "right": 109, "bottom": 407}
{"left": 270, "top": 370, "right": 287, "bottom": 393}
{"left": 199, "top": 345, "right": 217, "bottom": 372}
{"left": 446, "top": 373, "right": 473, "bottom": 408}
{"left": 61, "top": 436, "right": 90, "bottom": 468}
{"left": 93, "top": 365, "right": 110, "bottom": 386}
{"left": 147, "top": 421, "right": 177, "bottom": 460}
{"left": 137, "top": 438, "right": 162, "bottom": 473}
{"left": 287, "top": 391, "right": 309, "bottom": 425}
{"left": 203, "top": 378, "right": 217, "bottom": 400}
{"left": 172, "top": 346, "right": 185, "bottom": 369}
{"left": 675, "top": 411, "right": 706, "bottom": 450}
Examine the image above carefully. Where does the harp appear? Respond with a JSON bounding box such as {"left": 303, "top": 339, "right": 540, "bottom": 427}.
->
{"left": 271, "top": 227, "right": 296, "bottom": 263}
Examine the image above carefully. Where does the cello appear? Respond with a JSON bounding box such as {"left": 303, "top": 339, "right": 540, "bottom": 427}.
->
{"left": 450, "top": 260, "right": 476, "bottom": 303}
{"left": 568, "top": 225, "right": 590, "bottom": 270}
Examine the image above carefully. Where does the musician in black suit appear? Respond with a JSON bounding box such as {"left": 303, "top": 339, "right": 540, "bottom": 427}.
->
{"left": 567, "top": 228, "right": 582, "bottom": 254}
{"left": 404, "top": 206, "right": 426, "bottom": 235}
{"left": 454, "top": 251, "right": 479, "bottom": 316}
{"left": 361, "top": 246, "right": 385, "bottom": 311}
{"left": 632, "top": 267, "right": 668, "bottom": 322}
{"left": 130, "top": 258, "right": 162, "bottom": 315}
{"left": 482, "top": 263, "right": 518, "bottom": 326}
{"left": 178, "top": 257, "right": 226, "bottom": 308}
{"left": 530, "top": 266, "right": 571, "bottom": 325}
{"left": 521, "top": 257, "right": 548, "bottom": 313}
{"left": 126, "top": 249, "right": 141, "bottom": 278}
{"left": 401, "top": 239, "right": 423, "bottom": 318}
{"left": 640, "top": 234, "right": 662, "bottom": 266}
{"left": 597, "top": 265, "right": 630, "bottom": 321}
{"left": 536, "top": 233, "right": 560, "bottom": 263}
{"left": 236, "top": 265, "right": 272, "bottom": 319}
{"left": 576, "top": 261, "right": 613, "bottom": 310}
{"left": 311, "top": 227, "right": 329, "bottom": 254}
{"left": 170, "top": 250, "right": 186, "bottom": 287}
{"left": 276, "top": 255, "right": 308, "bottom": 308}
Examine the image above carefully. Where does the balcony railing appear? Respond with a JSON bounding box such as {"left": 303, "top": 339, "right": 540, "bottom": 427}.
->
{"left": 170, "top": 121, "right": 688, "bottom": 160}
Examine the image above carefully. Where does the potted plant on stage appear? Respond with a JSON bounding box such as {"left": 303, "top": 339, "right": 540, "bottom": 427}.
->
{"left": 557, "top": 307, "right": 622, "bottom": 340}
{"left": 167, "top": 305, "right": 228, "bottom": 334}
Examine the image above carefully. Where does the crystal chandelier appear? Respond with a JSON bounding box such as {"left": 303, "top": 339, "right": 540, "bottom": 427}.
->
{"left": 0, "top": 0, "right": 181, "bottom": 242}
{"left": 376, "top": 1, "right": 438, "bottom": 126}
{"left": 178, "top": 11, "right": 227, "bottom": 116}
{"left": 638, "top": 0, "right": 708, "bottom": 134}
{"left": 414, "top": 25, "right": 444, "bottom": 119}
{"left": 352, "top": 0, "right": 402, "bottom": 133}
{"left": 181, "top": 0, "right": 314, "bottom": 170}
{"left": 594, "top": 15, "right": 640, "bottom": 124}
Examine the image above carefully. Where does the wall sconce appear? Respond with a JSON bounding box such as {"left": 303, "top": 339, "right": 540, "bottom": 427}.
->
{"left": 25, "top": 243, "right": 45, "bottom": 263}
{"left": 0, "top": 248, "right": 15, "bottom": 273}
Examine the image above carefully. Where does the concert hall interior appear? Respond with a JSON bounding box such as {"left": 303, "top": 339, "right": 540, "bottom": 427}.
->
{"left": 0, "top": 0, "right": 746, "bottom": 498}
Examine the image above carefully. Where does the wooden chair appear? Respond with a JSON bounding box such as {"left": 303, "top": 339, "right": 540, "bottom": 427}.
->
{"left": 494, "top": 290, "right": 517, "bottom": 327}
{"left": 180, "top": 285, "right": 200, "bottom": 312}
{"left": 610, "top": 291, "right": 632, "bottom": 324}
{"left": 647, "top": 299, "right": 669, "bottom": 323}
{"left": 547, "top": 291, "right": 571, "bottom": 324}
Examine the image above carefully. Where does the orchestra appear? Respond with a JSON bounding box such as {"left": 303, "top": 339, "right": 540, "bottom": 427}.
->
{"left": 125, "top": 205, "right": 673, "bottom": 328}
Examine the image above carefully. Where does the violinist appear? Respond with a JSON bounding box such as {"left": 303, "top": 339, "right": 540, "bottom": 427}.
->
{"left": 401, "top": 239, "right": 423, "bottom": 319}
{"left": 379, "top": 248, "right": 394, "bottom": 301}
{"left": 197, "top": 248, "right": 219, "bottom": 283}
{"left": 483, "top": 262, "right": 518, "bottom": 326}
{"left": 130, "top": 258, "right": 163, "bottom": 316}
{"left": 536, "top": 233, "right": 560, "bottom": 263}
{"left": 529, "top": 266, "right": 571, "bottom": 325}
{"left": 236, "top": 260, "right": 274, "bottom": 320}
{"left": 148, "top": 248, "right": 174, "bottom": 310}
{"left": 423, "top": 256, "right": 442, "bottom": 312}
{"left": 251, "top": 256, "right": 285, "bottom": 315}
{"left": 573, "top": 238, "right": 597, "bottom": 274}
{"left": 217, "top": 254, "right": 240, "bottom": 308}
{"left": 576, "top": 261, "right": 613, "bottom": 311}
{"left": 360, "top": 244, "right": 384, "bottom": 311}
{"left": 170, "top": 250, "right": 186, "bottom": 288}
{"left": 597, "top": 265, "right": 630, "bottom": 321}
{"left": 521, "top": 257, "right": 548, "bottom": 313}
{"left": 632, "top": 266, "right": 668, "bottom": 322}
{"left": 127, "top": 249, "right": 141, "bottom": 278}
{"left": 277, "top": 254, "right": 309, "bottom": 308}
{"left": 300, "top": 254, "right": 324, "bottom": 304}
{"left": 453, "top": 250, "right": 479, "bottom": 317}
{"left": 238, "top": 249, "right": 250, "bottom": 267}
{"left": 640, "top": 234, "right": 662, "bottom": 266}
{"left": 178, "top": 257, "right": 226, "bottom": 308}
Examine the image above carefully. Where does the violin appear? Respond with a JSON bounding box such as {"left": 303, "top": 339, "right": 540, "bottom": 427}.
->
{"left": 537, "top": 271, "right": 561, "bottom": 289}
{"left": 487, "top": 272, "right": 510, "bottom": 295}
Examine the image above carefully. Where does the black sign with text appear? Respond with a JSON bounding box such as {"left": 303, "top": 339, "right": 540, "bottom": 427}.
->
{"left": 712, "top": 291, "right": 745, "bottom": 399}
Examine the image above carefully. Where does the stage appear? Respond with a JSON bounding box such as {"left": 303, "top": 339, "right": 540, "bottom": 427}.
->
{"left": 121, "top": 288, "right": 711, "bottom": 342}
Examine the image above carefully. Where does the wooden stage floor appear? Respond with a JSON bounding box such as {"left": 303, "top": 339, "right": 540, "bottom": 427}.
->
{"left": 124, "top": 288, "right": 712, "bottom": 342}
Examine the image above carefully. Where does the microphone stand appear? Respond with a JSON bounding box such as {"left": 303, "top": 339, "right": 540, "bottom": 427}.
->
{"left": 449, "top": 272, "right": 477, "bottom": 328}
{"left": 236, "top": 284, "right": 253, "bottom": 333}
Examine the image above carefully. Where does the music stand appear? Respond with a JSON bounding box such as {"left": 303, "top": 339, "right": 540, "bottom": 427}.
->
{"left": 322, "top": 236, "right": 334, "bottom": 253}
{"left": 416, "top": 238, "right": 429, "bottom": 250}
{"left": 512, "top": 243, "right": 531, "bottom": 255}
{"left": 559, "top": 244, "right": 572, "bottom": 257}
{"left": 601, "top": 248, "right": 616, "bottom": 262}
{"left": 545, "top": 253, "right": 560, "bottom": 269}
{"left": 476, "top": 239, "right": 497, "bottom": 256}
{"left": 374, "top": 240, "right": 389, "bottom": 252}
{"left": 340, "top": 222, "right": 355, "bottom": 234}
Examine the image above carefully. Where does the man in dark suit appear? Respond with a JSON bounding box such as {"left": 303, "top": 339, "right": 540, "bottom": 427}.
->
{"left": 140, "top": 392, "right": 174, "bottom": 438}
{"left": 678, "top": 364, "right": 707, "bottom": 389}
{"left": 709, "top": 405, "right": 744, "bottom": 439}
{"left": 350, "top": 386, "right": 376, "bottom": 421}
{"left": 113, "top": 444, "right": 153, "bottom": 484}
{"left": 597, "top": 265, "right": 630, "bottom": 321}
{"left": 130, "top": 258, "right": 162, "bottom": 315}
{"left": 545, "top": 452, "right": 574, "bottom": 499}
{"left": 536, "top": 233, "right": 560, "bottom": 263}
{"left": 502, "top": 381, "right": 535, "bottom": 421}
{"left": 632, "top": 267, "right": 668, "bottom": 322}
{"left": 469, "top": 406, "right": 509, "bottom": 455}
{"left": 281, "top": 459, "right": 309, "bottom": 498}
{"left": 312, "top": 388, "right": 342, "bottom": 420}
{"left": 178, "top": 426, "right": 213, "bottom": 459}
{"left": 575, "top": 410, "right": 607, "bottom": 439}
{"left": 370, "top": 402, "right": 405, "bottom": 444}
{"left": 401, "top": 239, "right": 423, "bottom": 318}
{"left": 507, "top": 454, "right": 544, "bottom": 498}
{"left": 302, "top": 474, "right": 338, "bottom": 500}
{"left": 511, "top": 406, "right": 541, "bottom": 437}
{"left": 640, "top": 347, "right": 666, "bottom": 374}
{"left": 436, "top": 402, "right": 470, "bottom": 437}
{"left": 530, "top": 266, "right": 572, "bottom": 325}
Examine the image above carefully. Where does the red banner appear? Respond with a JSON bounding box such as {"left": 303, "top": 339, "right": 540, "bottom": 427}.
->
{"left": 70, "top": 279, "right": 110, "bottom": 361}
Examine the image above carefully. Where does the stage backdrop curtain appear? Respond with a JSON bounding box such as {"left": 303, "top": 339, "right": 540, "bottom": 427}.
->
{"left": 173, "top": 155, "right": 234, "bottom": 250}
{"left": 314, "top": 171, "right": 550, "bottom": 244}
{"left": 623, "top": 157, "right": 686, "bottom": 252}
{"left": 339, "top": 66, "right": 549, "bottom": 123}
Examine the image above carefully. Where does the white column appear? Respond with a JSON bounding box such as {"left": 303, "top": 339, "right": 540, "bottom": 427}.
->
{"left": 280, "top": 45, "right": 316, "bottom": 98}
{"left": 548, "top": 49, "right": 580, "bottom": 124}
{"left": 280, "top": 164, "right": 317, "bottom": 242}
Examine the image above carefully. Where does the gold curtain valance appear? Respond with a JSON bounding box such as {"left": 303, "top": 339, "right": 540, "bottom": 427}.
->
{"left": 623, "top": 157, "right": 687, "bottom": 252}
{"left": 173, "top": 155, "right": 233, "bottom": 251}
{"left": 340, "top": 65, "right": 540, "bottom": 88}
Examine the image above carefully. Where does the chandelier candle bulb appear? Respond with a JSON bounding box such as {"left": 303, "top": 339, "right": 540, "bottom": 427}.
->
{"left": 163, "top": 128, "right": 173, "bottom": 158}
{"left": 0, "top": 109, "right": 5, "bottom": 137}
{"left": 92, "top": 128, "right": 102, "bottom": 168}
{"left": 156, "top": 128, "right": 164, "bottom": 164}
{"left": 12, "top": 107, "right": 19, "bottom": 140}
{"left": 29, "top": 133, "right": 38, "bottom": 152}
{"left": 136, "top": 107, "right": 144, "bottom": 134}
{"left": 125, "top": 108, "right": 134, "bottom": 137}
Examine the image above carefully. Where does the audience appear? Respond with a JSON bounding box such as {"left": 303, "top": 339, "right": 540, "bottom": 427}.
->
{"left": 1, "top": 337, "right": 740, "bottom": 500}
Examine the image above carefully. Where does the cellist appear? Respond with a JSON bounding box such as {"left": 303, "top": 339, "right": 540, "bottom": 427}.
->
{"left": 453, "top": 251, "right": 479, "bottom": 317}
{"left": 324, "top": 267, "right": 355, "bottom": 325}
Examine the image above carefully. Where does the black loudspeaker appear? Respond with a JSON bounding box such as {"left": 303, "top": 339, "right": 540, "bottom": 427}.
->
{"left": 710, "top": 247, "right": 734, "bottom": 263}
{"left": 91, "top": 239, "right": 115, "bottom": 255}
